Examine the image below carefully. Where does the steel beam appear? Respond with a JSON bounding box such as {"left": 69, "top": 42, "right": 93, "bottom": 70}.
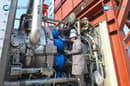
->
{"left": 117, "top": 0, "right": 130, "bottom": 30}
{"left": 78, "top": 0, "right": 102, "bottom": 19}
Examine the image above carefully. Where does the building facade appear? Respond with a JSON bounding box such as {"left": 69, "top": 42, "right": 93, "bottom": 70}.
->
{"left": 54, "top": 0, "right": 130, "bottom": 86}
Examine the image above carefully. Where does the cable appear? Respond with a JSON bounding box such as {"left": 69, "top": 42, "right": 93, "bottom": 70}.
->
{"left": 53, "top": 70, "right": 57, "bottom": 86}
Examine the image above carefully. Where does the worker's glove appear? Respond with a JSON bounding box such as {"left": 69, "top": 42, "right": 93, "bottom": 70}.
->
{"left": 64, "top": 50, "right": 71, "bottom": 55}
{"left": 64, "top": 51, "right": 69, "bottom": 55}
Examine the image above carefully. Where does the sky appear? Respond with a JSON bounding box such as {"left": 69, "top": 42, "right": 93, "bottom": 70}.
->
{"left": 14, "top": 0, "right": 29, "bottom": 28}
{"left": 44, "top": 0, "right": 50, "bottom": 5}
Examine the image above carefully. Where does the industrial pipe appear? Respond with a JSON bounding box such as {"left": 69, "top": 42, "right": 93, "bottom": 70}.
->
{"left": 4, "top": 78, "right": 77, "bottom": 86}
{"left": 42, "top": 16, "right": 65, "bottom": 24}
{"left": 29, "top": 0, "right": 42, "bottom": 45}
{"left": 10, "top": 67, "right": 47, "bottom": 76}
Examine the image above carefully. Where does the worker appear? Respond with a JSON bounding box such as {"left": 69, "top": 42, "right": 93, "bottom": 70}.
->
{"left": 65, "top": 32, "right": 86, "bottom": 86}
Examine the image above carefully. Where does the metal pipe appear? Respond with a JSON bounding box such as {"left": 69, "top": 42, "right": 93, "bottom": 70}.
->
{"left": 27, "top": 0, "right": 34, "bottom": 14}
{"left": 10, "top": 67, "right": 53, "bottom": 76}
{"left": 45, "top": 21, "right": 57, "bottom": 26}
{"left": 77, "top": 21, "right": 81, "bottom": 36}
{"left": 86, "top": 34, "right": 99, "bottom": 71}
{"left": 42, "top": 16, "right": 65, "bottom": 24}
{"left": 4, "top": 78, "right": 77, "bottom": 86}
{"left": 29, "top": 0, "right": 42, "bottom": 45}
{"left": 10, "top": 67, "right": 42, "bottom": 76}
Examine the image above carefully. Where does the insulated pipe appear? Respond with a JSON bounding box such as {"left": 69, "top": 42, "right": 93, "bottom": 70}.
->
{"left": 29, "top": 0, "right": 42, "bottom": 45}
{"left": 42, "top": 16, "right": 65, "bottom": 24}
{"left": 77, "top": 21, "right": 81, "bottom": 36}
{"left": 4, "top": 78, "right": 77, "bottom": 86}
{"left": 27, "top": 0, "right": 34, "bottom": 14}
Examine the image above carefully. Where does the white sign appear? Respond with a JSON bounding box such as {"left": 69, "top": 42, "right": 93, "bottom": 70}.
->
{"left": 0, "top": 0, "right": 11, "bottom": 59}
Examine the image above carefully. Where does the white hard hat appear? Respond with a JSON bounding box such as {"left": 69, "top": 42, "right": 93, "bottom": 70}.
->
{"left": 70, "top": 29, "right": 77, "bottom": 34}
{"left": 69, "top": 32, "right": 77, "bottom": 38}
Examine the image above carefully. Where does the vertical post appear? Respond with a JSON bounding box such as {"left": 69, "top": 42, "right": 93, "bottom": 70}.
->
{"left": 0, "top": 0, "right": 18, "bottom": 85}
{"left": 46, "top": 9, "right": 49, "bottom": 27}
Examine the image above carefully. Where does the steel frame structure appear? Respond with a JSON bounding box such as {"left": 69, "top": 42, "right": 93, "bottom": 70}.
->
{"left": 42, "top": 4, "right": 49, "bottom": 27}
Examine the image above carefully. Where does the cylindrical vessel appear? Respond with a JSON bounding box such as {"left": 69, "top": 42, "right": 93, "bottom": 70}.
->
{"left": 54, "top": 38, "right": 64, "bottom": 51}
{"left": 52, "top": 29, "right": 59, "bottom": 38}
{"left": 54, "top": 54, "right": 65, "bottom": 70}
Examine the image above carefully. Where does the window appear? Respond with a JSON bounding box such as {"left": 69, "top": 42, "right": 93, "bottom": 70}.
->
{"left": 115, "top": 0, "right": 120, "bottom": 6}
{"left": 123, "top": 24, "right": 130, "bottom": 36}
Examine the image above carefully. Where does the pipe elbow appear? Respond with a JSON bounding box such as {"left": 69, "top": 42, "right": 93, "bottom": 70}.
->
{"left": 29, "top": 0, "right": 42, "bottom": 45}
